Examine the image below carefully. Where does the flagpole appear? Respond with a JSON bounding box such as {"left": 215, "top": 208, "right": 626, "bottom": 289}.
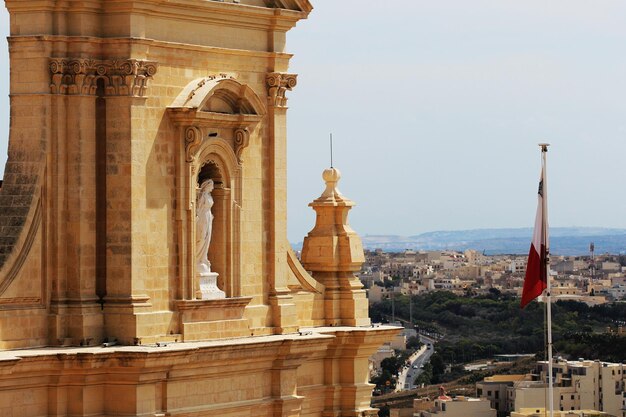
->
{"left": 539, "top": 143, "right": 553, "bottom": 417}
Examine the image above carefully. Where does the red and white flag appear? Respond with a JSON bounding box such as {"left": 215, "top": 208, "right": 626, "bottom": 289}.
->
{"left": 521, "top": 165, "right": 548, "bottom": 308}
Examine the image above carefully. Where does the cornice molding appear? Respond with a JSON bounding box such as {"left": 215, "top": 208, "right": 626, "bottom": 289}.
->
{"left": 266, "top": 72, "right": 297, "bottom": 108}
{"left": 10, "top": 35, "right": 294, "bottom": 60}
{"left": 6, "top": 1, "right": 310, "bottom": 37}
{"left": 5, "top": 0, "right": 102, "bottom": 15}
{"left": 104, "top": 0, "right": 308, "bottom": 33}
{"left": 49, "top": 58, "right": 158, "bottom": 96}
{"left": 264, "top": 0, "right": 313, "bottom": 13}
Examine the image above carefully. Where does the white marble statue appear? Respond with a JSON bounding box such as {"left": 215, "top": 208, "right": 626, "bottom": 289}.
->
{"left": 195, "top": 179, "right": 214, "bottom": 274}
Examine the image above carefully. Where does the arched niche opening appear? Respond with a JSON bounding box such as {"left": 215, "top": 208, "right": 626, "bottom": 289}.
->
{"left": 168, "top": 76, "right": 264, "bottom": 303}
{"left": 196, "top": 159, "right": 232, "bottom": 297}
{"left": 198, "top": 160, "right": 223, "bottom": 186}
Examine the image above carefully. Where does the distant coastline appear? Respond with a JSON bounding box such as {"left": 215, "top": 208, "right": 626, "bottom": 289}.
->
{"left": 292, "top": 227, "right": 626, "bottom": 256}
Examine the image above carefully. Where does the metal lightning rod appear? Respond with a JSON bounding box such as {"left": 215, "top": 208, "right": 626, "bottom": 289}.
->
{"left": 330, "top": 133, "right": 333, "bottom": 168}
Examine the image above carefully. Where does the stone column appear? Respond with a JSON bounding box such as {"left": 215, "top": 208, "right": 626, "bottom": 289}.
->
{"left": 94, "top": 60, "right": 157, "bottom": 344}
{"left": 48, "top": 58, "right": 104, "bottom": 345}
{"left": 64, "top": 93, "right": 103, "bottom": 344}
{"left": 209, "top": 186, "right": 230, "bottom": 296}
{"left": 300, "top": 168, "right": 371, "bottom": 327}
{"left": 47, "top": 58, "right": 156, "bottom": 345}
{"left": 102, "top": 94, "right": 154, "bottom": 343}
{"left": 270, "top": 351, "right": 305, "bottom": 417}
{"left": 265, "top": 73, "right": 299, "bottom": 334}
{"left": 319, "top": 328, "right": 396, "bottom": 417}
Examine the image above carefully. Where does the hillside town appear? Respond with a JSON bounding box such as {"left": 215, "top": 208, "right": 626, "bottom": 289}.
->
{"left": 374, "top": 355, "right": 626, "bottom": 417}
{"left": 363, "top": 249, "right": 626, "bottom": 417}
{"left": 361, "top": 249, "right": 626, "bottom": 305}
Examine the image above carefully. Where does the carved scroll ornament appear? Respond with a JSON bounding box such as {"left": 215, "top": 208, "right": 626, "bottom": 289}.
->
{"left": 185, "top": 127, "right": 203, "bottom": 163}
{"left": 185, "top": 126, "right": 250, "bottom": 165}
{"left": 49, "top": 58, "right": 158, "bottom": 97}
{"left": 266, "top": 72, "right": 297, "bottom": 108}
{"left": 233, "top": 128, "right": 250, "bottom": 163}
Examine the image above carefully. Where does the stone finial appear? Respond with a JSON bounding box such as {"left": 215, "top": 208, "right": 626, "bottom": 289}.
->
{"left": 310, "top": 167, "right": 354, "bottom": 207}
{"left": 320, "top": 167, "right": 342, "bottom": 199}
{"left": 301, "top": 167, "right": 364, "bottom": 273}
{"left": 300, "top": 167, "right": 370, "bottom": 327}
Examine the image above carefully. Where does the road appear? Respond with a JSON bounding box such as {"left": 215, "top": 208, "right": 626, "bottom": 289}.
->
{"left": 395, "top": 335, "right": 436, "bottom": 391}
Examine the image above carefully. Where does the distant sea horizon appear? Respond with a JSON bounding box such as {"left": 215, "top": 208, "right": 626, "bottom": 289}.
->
{"left": 291, "top": 227, "right": 626, "bottom": 256}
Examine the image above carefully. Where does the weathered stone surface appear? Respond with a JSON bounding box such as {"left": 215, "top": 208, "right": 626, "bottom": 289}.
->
{"left": 0, "top": 0, "right": 399, "bottom": 415}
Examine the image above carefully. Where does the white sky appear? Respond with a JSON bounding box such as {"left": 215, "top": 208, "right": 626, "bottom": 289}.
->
{"left": 1, "top": 2, "right": 625, "bottom": 243}
{"left": 285, "top": 0, "right": 626, "bottom": 242}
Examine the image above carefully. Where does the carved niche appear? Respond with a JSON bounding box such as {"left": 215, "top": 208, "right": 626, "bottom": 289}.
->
{"left": 168, "top": 75, "right": 265, "bottom": 301}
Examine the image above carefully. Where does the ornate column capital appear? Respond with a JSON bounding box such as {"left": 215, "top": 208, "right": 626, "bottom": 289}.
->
{"left": 49, "top": 58, "right": 158, "bottom": 97}
{"left": 266, "top": 72, "right": 297, "bottom": 108}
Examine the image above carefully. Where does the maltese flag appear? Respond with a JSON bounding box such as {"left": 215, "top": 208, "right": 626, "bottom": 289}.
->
{"left": 521, "top": 166, "right": 548, "bottom": 308}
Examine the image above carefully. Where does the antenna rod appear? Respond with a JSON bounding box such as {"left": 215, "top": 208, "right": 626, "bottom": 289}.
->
{"left": 330, "top": 133, "right": 334, "bottom": 168}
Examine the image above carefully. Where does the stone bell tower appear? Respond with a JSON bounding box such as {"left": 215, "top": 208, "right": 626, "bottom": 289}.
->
{"left": 1, "top": 0, "right": 315, "bottom": 346}
{"left": 0, "top": 1, "right": 398, "bottom": 415}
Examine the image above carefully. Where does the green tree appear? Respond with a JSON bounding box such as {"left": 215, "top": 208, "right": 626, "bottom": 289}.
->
{"left": 371, "top": 291, "right": 626, "bottom": 365}
{"left": 407, "top": 336, "right": 422, "bottom": 350}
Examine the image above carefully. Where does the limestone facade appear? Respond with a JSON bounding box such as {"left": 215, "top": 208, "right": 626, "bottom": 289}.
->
{"left": 0, "top": 0, "right": 398, "bottom": 415}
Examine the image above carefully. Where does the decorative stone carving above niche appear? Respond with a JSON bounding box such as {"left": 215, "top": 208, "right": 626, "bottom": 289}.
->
{"left": 185, "top": 127, "right": 202, "bottom": 164}
{"left": 49, "top": 58, "right": 158, "bottom": 97}
{"left": 181, "top": 74, "right": 234, "bottom": 109}
{"left": 266, "top": 72, "right": 297, "bottom": 108}
{"left": 233, "top": 128, "right": 250, "bottom": 162}
{"left": 184, "top": 125, "right": 250, "bottom": 165}
{"left": 169, "top": 76, "right": 264, "bottom": 164}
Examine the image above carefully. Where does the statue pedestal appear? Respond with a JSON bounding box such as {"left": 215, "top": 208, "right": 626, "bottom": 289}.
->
{"left": 197, "top": 271, "right": 225, "bottom": 300}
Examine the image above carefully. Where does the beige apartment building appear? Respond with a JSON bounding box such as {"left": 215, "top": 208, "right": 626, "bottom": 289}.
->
{"left": 417, "top": 396, "right": 496, "bottom": 417}
{"left": 509, "top": 359, "right": 626, "bottom": 417}
{"left": 387, "top": 397, "right": 496, "bottom": 417}
{"left": 476, "top": 374, "right": 527, "bottom": 415}
{"left": 510, "top": 408, "right": 613, "bottom": 417}
{"left": 0, "top": 0, "right": 398, "bottom": 415}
